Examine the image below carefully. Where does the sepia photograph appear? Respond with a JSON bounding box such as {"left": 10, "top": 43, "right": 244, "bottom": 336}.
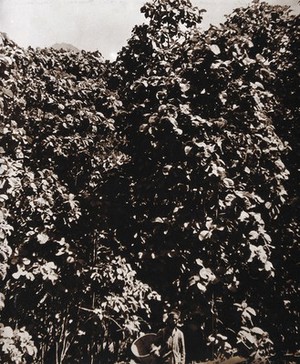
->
{"left": 0, "top": 0, "right": 299, "bottom": 362}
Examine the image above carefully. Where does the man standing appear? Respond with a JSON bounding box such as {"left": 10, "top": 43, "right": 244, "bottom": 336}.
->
{"left": 151, "top": 310, "right": 186, "bottom": 364}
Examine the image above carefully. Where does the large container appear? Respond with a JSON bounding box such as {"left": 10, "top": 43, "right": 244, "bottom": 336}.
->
{"left": 131, "top": 333, "right": 159, "bottom": 364}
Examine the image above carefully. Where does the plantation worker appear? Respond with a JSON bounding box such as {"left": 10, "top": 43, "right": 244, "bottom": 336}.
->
{"left": 150, "top": 310, "right": 186, "bottom": 364}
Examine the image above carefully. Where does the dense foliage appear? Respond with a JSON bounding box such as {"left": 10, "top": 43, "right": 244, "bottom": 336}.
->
{"left": 112, "top": 0, "right": 299, "bottom": 360}
{"left": 0, "top": 34, "right": 160, "bottom": 363}
{"left": 0, "top": 0, "right": 299, "bottom": 362}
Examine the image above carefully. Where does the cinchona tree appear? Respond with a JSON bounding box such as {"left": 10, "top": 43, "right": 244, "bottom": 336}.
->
{"left": 0, "top": 34, "right": 160, "bottom": 363}
{"left": 0, "top": 0, "right": 298, "bottom": 362}
{"left": 110, "top": 0, "right": 299, "bottom": 360}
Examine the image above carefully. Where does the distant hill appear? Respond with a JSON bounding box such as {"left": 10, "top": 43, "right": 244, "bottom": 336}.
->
{"left": 51, "top": 42, "right": 80, "bottom": 52}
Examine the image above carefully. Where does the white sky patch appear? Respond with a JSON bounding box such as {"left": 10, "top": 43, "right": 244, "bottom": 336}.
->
{"left": 0, "top": 0, "right": 299, "bottom": 59}
{"left": 109, "top": 52, "right": 118, "bottom": 61}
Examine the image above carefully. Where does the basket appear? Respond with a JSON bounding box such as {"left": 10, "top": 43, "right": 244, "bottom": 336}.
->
{"left": 131, "top": 333, "right": 158, "bottom": 364}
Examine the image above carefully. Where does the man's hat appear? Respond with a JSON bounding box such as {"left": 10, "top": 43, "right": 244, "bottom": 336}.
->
{"left": 169, "top": 309, "right": 181, "bottom": 318}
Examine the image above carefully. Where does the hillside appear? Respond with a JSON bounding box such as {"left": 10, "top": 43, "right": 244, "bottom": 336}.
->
{"left": 51, "top": 42, "right": 80, "bottom": 52}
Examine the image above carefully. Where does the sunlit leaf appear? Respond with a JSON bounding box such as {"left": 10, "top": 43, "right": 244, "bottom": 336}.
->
{"left": 37, "top": 232, "right": 49, "bottom": 245}
{"left": 209, "top": 44, "right": 221, "bottom": 55}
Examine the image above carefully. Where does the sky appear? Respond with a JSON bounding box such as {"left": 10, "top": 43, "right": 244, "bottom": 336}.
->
{"left": 0, "top": 0, "right": 299, "bottom": 60}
